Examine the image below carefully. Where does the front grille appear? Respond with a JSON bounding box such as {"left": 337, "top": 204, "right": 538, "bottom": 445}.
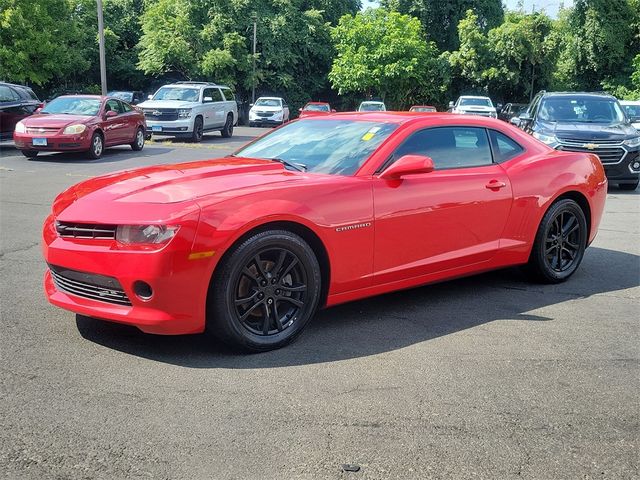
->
{"left": 56, "top": 221, "right": 116, "bottom": 239}
{"left": 256, "top": 111, "right": 274, "bottom": 117}
{"left": 143, "top": 108, "right": 178, "bottom": 121}
{"left": 556, "top": 137, "right": 622, "bottom": 145}
{"left": 49, "top": 265, "right": 131, "bottom": 306}
{"left": 557, "top": 145, "right": 626, "bottom": 164}
{"left": 26, "top": 127, "right": 59, "bottom": 134}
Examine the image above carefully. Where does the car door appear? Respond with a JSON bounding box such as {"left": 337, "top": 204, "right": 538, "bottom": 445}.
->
{"left": 372, "top": 126, "right": 514, "bottom": 285}
{"left": 102, "top": 99, "right": 128, "bottom": 144}
{"left": 118, "top": 100, "right": 138, "bottom": 141}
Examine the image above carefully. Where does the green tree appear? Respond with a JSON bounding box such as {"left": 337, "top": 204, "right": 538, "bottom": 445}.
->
{"left": 329, "top": 8, "right": 448, "bottom": 108}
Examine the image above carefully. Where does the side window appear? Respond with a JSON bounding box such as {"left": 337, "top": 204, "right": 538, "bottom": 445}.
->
{"left": 202, "top": 88, "right": 214, "bottom": 102}
{"left": 210, "top": 88, "right": 223, "bottom": 102}
{"left": 121, "top": 101, "right": 132, "bottom": 112}
{"left": 105, "top": 99, "right": 123, "bottom": 114}
{"left": 0, "top": 86, "right": 19, "bottom": 102}
{"left": 489, "top": 130, "right": 524, "bottom": 163}
{"left": 221, "top": 88, "right": 235, "bottom": 101}
{"left": 394, "top": 127, "right": 493, "bottom": 170}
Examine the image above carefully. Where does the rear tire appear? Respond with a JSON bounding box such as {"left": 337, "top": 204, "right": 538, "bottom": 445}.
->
{"left": 207, "top": 229, "right": 322, "bottom": 352}
{"left": 21, "top": 150, "right": 38, "bottom": 158}
{"left": 221, "top": 114, "right": 233, "bottom": 138}
{"left": 191, "top": 116, "right": 203, "bottom": 142}
{"left": 526, "top": 199, "right": 587, "bottom": 284}
{"left": 87, "top": 132, "right": 104, "bottom": 159}
{"left": 619, "top": 180, "right": 638, "bottom": 191}
{"left": 130, "top": 127, "right": 145, "bottom": 151}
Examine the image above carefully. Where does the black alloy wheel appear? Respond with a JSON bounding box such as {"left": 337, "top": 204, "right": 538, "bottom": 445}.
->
{"left": 221, "top": 114, "right": 234, "bottom": 138}
{"left": 191, "top": 116, "right": 204, "bottom": 142}
{"left": 208, "top": 230, "right": 321, "bottom": 351}
{"left": 527, "top": 199, "right": 587, "bottom": 283}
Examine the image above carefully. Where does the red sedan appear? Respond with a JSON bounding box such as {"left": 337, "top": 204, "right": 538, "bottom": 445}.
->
{"left": 298, "top": 101, "right": 334, "bottom": 118}
{"left": 14, "top": 95, "right": 146, "bottom": 159}
{"left": 42, "top": 113, "right": 607, "bottom": 351}
{"left": 409, "top": 105, "right": 437, "bottom": 112}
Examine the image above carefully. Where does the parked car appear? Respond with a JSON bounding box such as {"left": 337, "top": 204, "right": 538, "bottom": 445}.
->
{"left": 249, "top": 97, "right": 290, "bottom": 126}
{"left": 499, "top": 103, "right": 528, "bottom": 122}
{"left": 358, "top": 101, "right": 386, "bottom": 112}
{"left": 619, "top": 100, "right": 640, "bottom": 130}
{"left": 0, "top": 81, "right": 43, "bottom": 141}
{"left": 137, "top": 82, "right": 237, "bottom": 141}
{"left": 298, "top": 102, "right": 333, "bottom": 118}
{"left": 449, "top": 96, "right": 497, "bottom": 118}
{"left": 107, "top": 90, "right": 146, "bottom": 106}
{"left": 43, "top": 112, "right": 606, "bottom": 351}
{"left": 409, "top": 105, "right": 437, "bottom": 112}
{"left": 13, "top": 95, "right": 146, "bottom": 159}
{"left": 518, "top": 91, "right": 640, "bottom": 190}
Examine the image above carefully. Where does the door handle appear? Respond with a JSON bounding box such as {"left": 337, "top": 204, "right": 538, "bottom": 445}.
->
{"left": 485, "top": 180, "right": 507, "bottom": 190}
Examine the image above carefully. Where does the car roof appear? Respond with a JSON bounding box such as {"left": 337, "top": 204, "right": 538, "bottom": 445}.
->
{"left": 411, "top": 105, "right": 436, "bottom": 108}
{"left": 542, "top": 91, "right": 616, "bottom": 100}
{"left": 459, "top": 95, "right": 491, "bottom": 99}
{"left": 53, "top": 94, "right": 105, "bottom": 100}
{"left": 360, "top": 101, "right": 384, "bottom": 104}
{"left": 305, "top": 101, "right": 329, "bottom": 105}
{"left": 257, "top": 97, "right": 283, "bottom": 100}
{"left": 303, "top": 111, "right": 511, "bottom": 125}
{"left": 619, "top": 100, "right": 640, "bottom": 104}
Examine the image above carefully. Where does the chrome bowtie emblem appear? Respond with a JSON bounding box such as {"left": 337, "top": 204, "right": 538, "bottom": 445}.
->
{"left": 152, "top": 110, "right": 162, "bottom": 116}
{"left": 584, "top": 143, "right": 599, "bottom": 150}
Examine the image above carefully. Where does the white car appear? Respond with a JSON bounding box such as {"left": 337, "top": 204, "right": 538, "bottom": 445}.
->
{"left": 358, "top": 101, "right": 386, "bottom": 112}
{"left": 138, "top": 82, "right": 237, "bottom": 142}
{"left": 620, "top": 100, "right": 640, "bottom": 130}
{"left": 249, "top": 97, "right": 290, "bottom": 127}
{"left": 449, "top": 95, "right": 497, "bottom": 118}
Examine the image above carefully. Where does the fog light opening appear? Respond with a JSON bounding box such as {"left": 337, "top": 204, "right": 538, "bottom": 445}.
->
{"left": 133, "top": 281, "right": 153, "bottom": 301}
{"left": 630, "top": 161, "right": 640, "bottom": 173}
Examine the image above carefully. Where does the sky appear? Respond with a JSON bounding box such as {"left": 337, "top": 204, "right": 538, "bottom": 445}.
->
{"left": 361, "top": 0, "right": 574, "bottom": 18}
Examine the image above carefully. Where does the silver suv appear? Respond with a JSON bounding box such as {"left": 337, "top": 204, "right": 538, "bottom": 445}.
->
{"left": 138, "top": 82, "right": 238, "bottom": 142}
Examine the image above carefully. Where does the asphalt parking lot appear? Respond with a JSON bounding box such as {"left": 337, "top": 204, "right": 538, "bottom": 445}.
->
{"left": 1, "top": 127, "right": 638, "bottom": 479}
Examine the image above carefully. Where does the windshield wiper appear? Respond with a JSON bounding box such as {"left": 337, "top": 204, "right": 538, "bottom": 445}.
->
{"left": 268, "top": 158, "right": 307, "bottom": 172}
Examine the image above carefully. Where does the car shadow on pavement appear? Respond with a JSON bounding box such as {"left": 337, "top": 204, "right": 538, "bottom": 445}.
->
{"left": 76, "top": 246, "right": 640, "bottom": 368}
{"left": 23, "top": 146, "right": 176, "bottom": 164}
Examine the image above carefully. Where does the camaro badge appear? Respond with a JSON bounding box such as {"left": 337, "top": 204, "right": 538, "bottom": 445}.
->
{"left": 584, "top": 143, "right": 599, "bottom": 150}
{"left": 336, "top": 222, "right": 371, "bottom": 232}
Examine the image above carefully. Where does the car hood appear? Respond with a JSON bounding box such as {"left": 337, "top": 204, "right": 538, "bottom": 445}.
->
{"left": 542, "top": 121, "right": 638, "bottom": 140}
{"left": 137, "top": 100, "right": 197, "bottom": 109}
{"left": 22, "top": 114, "right": 91, "bottom": 128}
{"left": 53, "top": 157, "right": 309, "bottom": 219}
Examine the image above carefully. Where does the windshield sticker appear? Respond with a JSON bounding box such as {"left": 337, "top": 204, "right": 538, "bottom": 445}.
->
{"left": 361, "top": 126, "right": 381, "bottom": 141}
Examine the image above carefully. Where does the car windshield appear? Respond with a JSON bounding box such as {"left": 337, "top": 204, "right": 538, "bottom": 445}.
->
{"left": 108, "top": 91, "right": 133, "bottom": 102}
{"left": 622, "top": 104, "right": 640, "bottom": 119}
{"left": 538, "top": 98, "right": 626, "bottom": 123}
{"left": 359, "top": 103, "right": 384, "bottom": 111}
{"left": 234, "top": 119, "right": 398, "bottom": 175}
{"left": 459, "top": 98, "right": 492, "bottom": 107}
{"left": 255, "top": 99, "right": 282, "bottom": 107}
{"left": 304, "top": 104, "right": 330, "bottom": 112}
{"left": 41, "top": 97, "right": 101, "bottom": 116}
{"left": 411, "top": 106, "right": 436, "bottom": 112}
{"left": 152, "top": 87, "right": 200, "bottom": 102}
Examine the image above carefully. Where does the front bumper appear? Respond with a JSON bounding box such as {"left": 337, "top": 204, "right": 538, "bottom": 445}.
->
{"left": 554, "top": 142, "right": 640, "bottom": 182}
{"left": 14, "top": 132, "right": 91, "bottom": 152}
{"left": 145, "top": 118, "right": 193, "bottom": 136}
{"left": 42, "top": 214, "right": 211, "bottom": 335}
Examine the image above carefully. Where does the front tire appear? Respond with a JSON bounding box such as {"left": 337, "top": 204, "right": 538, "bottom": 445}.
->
{"left": 21, "top": 150, "right": 38, "bottom": 158}
{"left": 87, "top": 132, "right": 104, "bottom": 159}
{"left": 208, "top": 230, "right": 322, "bottom": 352}
{"left": 191, "top": 116, "right": 204, "bottom": 142}
{"left": 526, "top": 199, "right": 587, "bottom": 283}
{"left": 221, "top": 114, "right": 233, "bottom": 138}
{"left": 130, "top": 127, "right": 145, "bottom": 151}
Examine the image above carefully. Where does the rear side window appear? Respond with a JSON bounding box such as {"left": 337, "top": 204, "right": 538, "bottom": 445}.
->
{"left": 0, "top": 86, "right": 19, "bottom": 102}
{"left": 121, "top": 101, "right": 132, "bottom": 112}
{"left": 207, "top": 88, "right": 223, "bottom": 102}
{"left": 489, "top": 130, "right": 524, "bottom": 163}
{"left": 221, "top": 88, "right": 235, "bottom": 101}
{"left": 394, "top": 126, "right": 493, "bottom": 170}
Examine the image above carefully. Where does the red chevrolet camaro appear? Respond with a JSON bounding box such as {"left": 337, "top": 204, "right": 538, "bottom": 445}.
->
{"left": 14, "top": 95, "right": 146, "bottom": 159}
{"left": 42, "top": 112, "right": 607, "bottom": 351}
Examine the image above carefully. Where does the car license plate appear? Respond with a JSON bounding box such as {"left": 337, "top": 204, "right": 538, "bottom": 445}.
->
{"left": 152, "top": 126, "right": 162, "bottom": 132}
{"left": 32, "top": 138, "right": 47, "bottom": 146}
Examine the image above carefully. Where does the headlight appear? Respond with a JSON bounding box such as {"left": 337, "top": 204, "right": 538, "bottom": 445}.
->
{"left": 533, "top": 131, "right": 558, "bottom": 145}
{"left": 490, "top": 112, "right": 497, "bottom": 118}
{"left": 63, "top": 124, "right": 87, "bottom": 135}
{"left": 623, "top": 136, "right": 640, "bottom": 148}
{"left": 178, "top": 109, "right": 191, "bottom": 118}
{"left": 15, "top": 121, "right": 26, "bottom": 133}
{"left": 272, "top": 110, "right": 283, "bottom": 117}
{"left": 116, "top": 225, "right": 179, "bottom": 245}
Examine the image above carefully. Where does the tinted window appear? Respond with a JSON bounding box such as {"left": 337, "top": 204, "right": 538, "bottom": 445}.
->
{"left": 0, "top": 86, "right": 19, "bottom": 102}
{"left": 221, "top": 88, "right": 235, "bottom": 101}
{"left": 394, "top": 127, "right": 493, "bottom": 169}
{"left": 209, "top": 88, "right": 223, "bottom": 102}
{"left": 489, "top": 130, "right": 524, "bottom": 163}
{"left": 538, "top": 97, "right": 625, "bottom": 123}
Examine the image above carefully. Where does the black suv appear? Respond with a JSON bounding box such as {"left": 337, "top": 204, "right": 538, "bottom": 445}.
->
{"left": 518, "top": 91, "right": 640, "bottom": 190}
{"left": 0, "top": 82, "right": 42, "bottom": 141}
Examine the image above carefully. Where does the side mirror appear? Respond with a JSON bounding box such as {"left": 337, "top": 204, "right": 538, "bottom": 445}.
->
{"left": 35, "top": 107, "right": 43, "bottom": 114}
{"left": 147, "top": 94, "right": 153, "bottom": 100}
{"left": 249, "top": 103, "right": 254, "bottom": 107}
{"left": 510, "top": 117, "right": 520, "bottom": 125}
{"left": 379, "top": 154, "right": 435, "bottom": 180}
{"left": 448, "top": 101, "right": 455, "bottom": 108}
{"left": 203, "top": 96, "right": 213, "bottom": 103}
{"left": 298, "top": 108, "right": 302, "bottom": 112}
{"left": 105, "top": 110, "right": 117, "bottom": 118}
{"left": 518, "top": 113, "right": 533, "bottom": 126}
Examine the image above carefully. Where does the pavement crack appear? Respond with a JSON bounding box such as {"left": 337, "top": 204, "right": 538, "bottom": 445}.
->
{"left": 0, "top": 241, "right": 40, "bottom": 258}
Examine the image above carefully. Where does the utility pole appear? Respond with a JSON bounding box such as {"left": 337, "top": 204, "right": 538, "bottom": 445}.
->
{"left": 97, "top": 0, "right": 107, "bottom": 95}
{"left": 252, "top": 13, "right": 257, "bottom": 104}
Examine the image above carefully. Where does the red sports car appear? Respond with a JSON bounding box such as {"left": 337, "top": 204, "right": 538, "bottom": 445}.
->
{"left": 298, "top": 102, "right": 334, "bottom": 118}
{"left": 14, "top": 95, "right": 146, "bottom": 159}
{"left": 42, "top": 113, "right": 607, "bottom": 351}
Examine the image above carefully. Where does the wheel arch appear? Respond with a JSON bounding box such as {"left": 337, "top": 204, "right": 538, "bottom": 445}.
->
{"left": 207, "top": 220, "right": 332, "bottom": 310}
{"left": 550, "top": 190, "right": 592, "bottom": 241}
